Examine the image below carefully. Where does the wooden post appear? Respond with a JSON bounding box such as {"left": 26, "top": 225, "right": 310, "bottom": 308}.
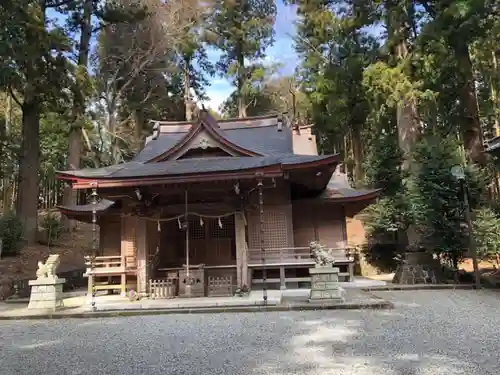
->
{"left": 279, "top": 266, "right": 286, "bottom": 290}
{"left": 257, "top": 179, "right": 267, "bottom": 303}
{"left": 87, "top": 273, "right": 93, "bottom": 297}
{"left": 120, "top": 250, "right": 126, "bottom": 296}
{"left": 235, "top": 212, "right": 248, "bottom": 288}
{"left": 120, "top": 216, "right": 134, "bottom": 297}
{"left": 136, "top": 217, "right": 148, "bottom": 297}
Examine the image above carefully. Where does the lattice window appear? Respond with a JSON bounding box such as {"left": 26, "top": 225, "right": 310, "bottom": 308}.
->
{"left": 248, "top": 206, "right": 291, "bottom": 249}
{"left": 188, "top": 217, "right": 205, "bottom": 240}
{"left": 208, "top": 216, "right": 234, "bottom": 238}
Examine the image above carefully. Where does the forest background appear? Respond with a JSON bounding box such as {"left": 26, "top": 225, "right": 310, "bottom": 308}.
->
{"left": 2, "top": 0, "right": 500, "bottom": 271}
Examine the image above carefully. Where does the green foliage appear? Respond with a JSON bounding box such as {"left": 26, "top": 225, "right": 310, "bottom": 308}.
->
{"left": 364, "top": 129, "right": 404, "bottom": 196}
{"left": 408, "top": 135, "right": 486, "bottom": 259}
{"left": 358, "top": 242, "right": 400, "bottom": 273}
{"left": 39, "top": 214, "right": 63, "bottom": 247}
{"left": 361, "top": 195, "right": 410, "bottom": 239}
{"left": 291, "top": 1, "right": 382, "bottom": 183}
{"left": 473, "top": 207, "right": 500, "bottom": 263}
{"left": 220, "top": 70, "right": 306, "bottom": 118}
{"left": 208, "top": 0, "right": 277, "bottom": 113}
{"left": 0, "top": 213, "right": 24, "bottom": 256}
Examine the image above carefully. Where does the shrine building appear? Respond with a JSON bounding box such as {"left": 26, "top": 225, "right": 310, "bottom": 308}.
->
{"left": 56, "top": 111, "right": 379, "bottom": 298}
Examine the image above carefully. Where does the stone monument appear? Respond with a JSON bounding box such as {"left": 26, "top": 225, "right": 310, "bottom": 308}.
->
{"left": 28, "top": 254, "right": 65, "bottom": 311}
{"left": 392, "top": 250, "right": 444, "bottom": 284}
{"left": 308, "top": 241, "right": 345, "bottom": 303}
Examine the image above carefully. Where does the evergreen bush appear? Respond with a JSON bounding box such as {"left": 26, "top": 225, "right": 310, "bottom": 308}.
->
{"left": 0, "top": 214, "right": 24, "bottom": 256}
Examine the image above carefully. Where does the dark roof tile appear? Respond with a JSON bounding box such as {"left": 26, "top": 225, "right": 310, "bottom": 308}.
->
{"left": 58, "top": 154, "right": 335, "bottom": 179}
{"left": 57, "top": 199, "right": 116, "bottom": 213}
{"left": 133, "top": 122, "right": 293, "bottom": 162}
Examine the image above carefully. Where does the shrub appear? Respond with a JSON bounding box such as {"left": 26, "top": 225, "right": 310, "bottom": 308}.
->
{"left": 473, "top": 207, "right": 500, "bottom": 266}
{"left": 0, "top": 214, "right": 24, "bottom": 256}
{"left": 39, "top": 214, "right": 63, "bottom": 247}
{"left": 359, "top": 242, "right": 400, "bottom": 274}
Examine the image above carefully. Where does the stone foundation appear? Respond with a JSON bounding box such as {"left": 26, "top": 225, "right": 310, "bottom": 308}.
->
{"left": 309, "top": 267, "right": 345, "bottom": 303}
{"left": 393, "top": 252, "right": 444, "bottom": 284}
{"left": 28, "top": 278, "right": 65, "bottom": 311}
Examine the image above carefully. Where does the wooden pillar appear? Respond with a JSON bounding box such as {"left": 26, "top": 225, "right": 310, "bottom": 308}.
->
{"left": 135, "top": 217, "right": 148, "bottom": 297}
{"left": 279, "top": 266, "right": 286, "bottom": 290}
{"left": 235, "top": 212, "right": 248, "bottom": 288}
{"left": 120, "top": 216, "right": 134, "bottom": 297}
{"left": 257, "top": 179, "right": 267, "bottom": 303}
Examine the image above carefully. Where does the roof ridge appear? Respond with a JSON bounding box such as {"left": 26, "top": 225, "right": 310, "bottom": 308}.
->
{"left": 157, "top": 123, "right": 281, "bottom": 135}
{"left": 149, "top": 113, "right": 279, "bottom": 126}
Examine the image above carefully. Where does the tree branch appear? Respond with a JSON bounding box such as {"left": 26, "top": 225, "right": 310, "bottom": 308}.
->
{"left": 7, "top": 87, "right": 23, "bottom": 107}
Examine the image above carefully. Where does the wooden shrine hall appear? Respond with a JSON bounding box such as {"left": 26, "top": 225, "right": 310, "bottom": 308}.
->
{"left": 57, "top": 111, "right": 379, "bottom": 298}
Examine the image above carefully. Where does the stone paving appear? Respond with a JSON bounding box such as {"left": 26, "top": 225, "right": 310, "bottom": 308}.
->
{"left": 0, "top": 289, "right": 499, "bottom": 375}
{"left": 0, "top": 287, "right": 388, "bottom": 318}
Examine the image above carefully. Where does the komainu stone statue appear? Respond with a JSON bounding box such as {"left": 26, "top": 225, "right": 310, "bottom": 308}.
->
{"left": 308, "top": 241, "right": 345, "bottom": 303}
{"left": 309, "top": 241, "right": 336, "bottom": 267}
{"left": 36, "top": 254, "right": 60, "bottom": 280}
{"left": 28, "top": 254, "right": 65, "bottom": 311}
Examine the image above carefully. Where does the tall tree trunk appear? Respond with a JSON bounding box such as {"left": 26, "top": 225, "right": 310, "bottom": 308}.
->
{"left": 184, "top": 60, "right": 193, "bottom": 121}
{"left": 386, "top": 1, "right": 420, "bottom": 171}
{"left": 394, "top": 38, "right": 419, "bottom": 172}
{"left": 237, "top": 52, "right": 247, "bottom": 118}
{"left": 0, "top": 93, "right": 7, "bottom": 213}
{"left": 133, "top": 109, "right": 145, "bottom": 153}
{"left": 62, "top": 0, "right": 93, "bottom": 230}
{"left": 453, "top": 41, "right": 485, "bottom": 165}
{"left": 387, "top": 0, "right": 420, "bottom": 249}
{"left": 350, "top": 124, "right": 364, "bottom": 184}
{"left": 490, "top": 50, "right": 500, "bottom": 137}
{"left": 16, "top": 96, "right": 40, "bottom": 245}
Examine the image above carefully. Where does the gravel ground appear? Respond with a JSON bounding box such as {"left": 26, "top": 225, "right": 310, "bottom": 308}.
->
{"left": 1, "top": 289, "right": 499, "bottom": 375}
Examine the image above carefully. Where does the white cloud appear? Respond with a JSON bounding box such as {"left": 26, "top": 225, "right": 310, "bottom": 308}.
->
{"left": 202, "top": 85, "right": 233, "bottom": 111}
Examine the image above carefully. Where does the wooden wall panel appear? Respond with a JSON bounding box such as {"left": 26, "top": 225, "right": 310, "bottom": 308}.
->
{"left": 315, "top": 207, "right": 346, "bottom": 248}
{"left": 121, "top": 216, "right": 137, "bottom": 269}
{"left": 292, "top": 202, "right": 316, "bottom": 247}
{"left": 292, "top": 202, "right": 347, "bottom": 249}
{"left": 99, "top": 217, "right": 121, "bottom": 256}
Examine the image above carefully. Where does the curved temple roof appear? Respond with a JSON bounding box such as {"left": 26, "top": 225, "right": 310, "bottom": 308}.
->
{"left": 319, "top": 172, "right": 380, "bottom": 202}
{"left": 56, "top": 111, "right": 380, "bottom": 205}
{"left": 135, "top": 113, "right": 293, "bottom": 162}
{"left": 57, "top": 112, "right": 339, "bottom": 187}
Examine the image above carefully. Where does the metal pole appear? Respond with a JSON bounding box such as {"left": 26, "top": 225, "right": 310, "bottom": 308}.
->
{"left": 461, "top": 180, "right": 481, "bottom": 289}
{"left": 257, "top": 179, "right": 267, "bottom": 304}
{"left": 184, "top": 189, "right": 192, "bottom": 297}
{"left": 185, "top": 190, "right": 189, "bottom": 275}
{"left": 90, "top": 183, "right": 98, "bottom": 312}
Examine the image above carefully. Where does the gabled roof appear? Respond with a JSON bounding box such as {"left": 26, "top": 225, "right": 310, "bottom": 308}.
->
{"left": 147, "top": 111, "right": 262, "bottom": 161}
{"left": 318, "top": 173, "right": 380, "bottom": 202}
{"left": 58, "top": 199, "right": 116, "bottom": 214}
{"left": 134, "top": 113, "right": 293, "bottom": 162}
{"left": 57, "top": 154, "right": 341, "bottom": 188}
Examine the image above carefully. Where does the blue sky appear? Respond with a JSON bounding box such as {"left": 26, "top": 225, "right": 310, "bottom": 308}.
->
{"left": 202, "top": 1, "right": 299, "bottom": 110}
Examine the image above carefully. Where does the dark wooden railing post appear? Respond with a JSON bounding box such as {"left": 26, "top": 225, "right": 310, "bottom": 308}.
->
{"left": 257, "top": 178, "right": 267, "bottom": 304}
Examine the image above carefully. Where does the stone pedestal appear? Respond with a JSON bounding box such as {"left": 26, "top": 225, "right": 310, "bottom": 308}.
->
{"left": 28, "top": 278, "right": 66, "bottom": 311}
{"left": 393, "top": 252, "right": 444, "bottom": 284}
{"left": 309, "top": 267, "right": 345, "bottom": 303}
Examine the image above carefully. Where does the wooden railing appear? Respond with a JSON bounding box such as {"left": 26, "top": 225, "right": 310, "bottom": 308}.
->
{"left": 84, "top": 255, "right": 136, "bottom": 275}
{"left": 248, "top": 247, "right": 354, "bottom": 265}
{"left": 248, "top": 247, "right": 312, "bottom": 265}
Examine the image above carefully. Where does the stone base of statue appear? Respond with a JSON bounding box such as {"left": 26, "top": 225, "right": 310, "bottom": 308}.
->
{"left": 309, "top": 267, "right": 345, "bottom": 303}
{"left": 28, "top": 278, "right": 66, "bottom": 311}
{"left": 393, "top": 252, "right": 444, "bottom": 284}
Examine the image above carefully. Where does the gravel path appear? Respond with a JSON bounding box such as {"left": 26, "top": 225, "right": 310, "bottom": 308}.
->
{"left": 1, "top": 289, "right": 499, "bottom": 375}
